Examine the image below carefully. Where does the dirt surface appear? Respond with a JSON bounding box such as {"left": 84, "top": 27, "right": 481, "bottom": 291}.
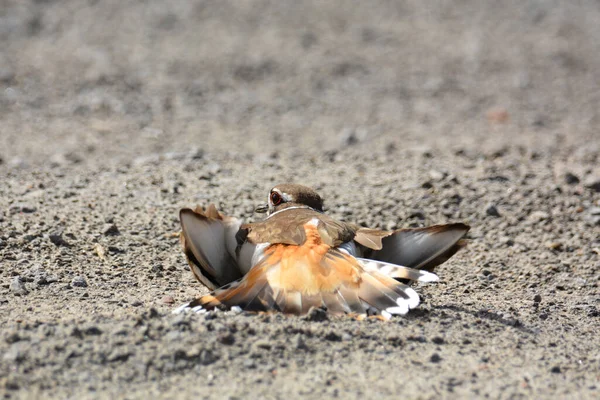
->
{"left": 1, "top": 1, "right": 599, "bottom": 399}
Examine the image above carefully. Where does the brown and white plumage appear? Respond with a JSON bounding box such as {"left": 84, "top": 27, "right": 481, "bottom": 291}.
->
{"left": 175, "top": 184, "right": 470, "bottom": 319}
{"left": 179, "top": 205, "right": 244, "bottom": 290}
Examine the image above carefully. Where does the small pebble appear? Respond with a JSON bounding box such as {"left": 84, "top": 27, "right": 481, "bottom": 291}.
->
{"left": 303, "top": 307, "right": 329, "bottom": 322}
{"left": 103, "top": 224, "right": 120, "bottom": 236}
{"left": 49, "top": 231, "right": 70, "bottom": 247}
{"left": 564, "top": 172, "right": 580, "bottom": 185}
{"left": 227, "top": 305, "right": 243, "bottom": 315}
{"left": 294, "top": 334, "right": 307, "bottom": 350}
{"left": 586, "top": 215, "right": 600, "bottom": 226}
{"left": 9, "top": 204, "right": 37, "bottom": 214}
{"left": 431, "top": 337, "right": 445, "bottom": 345}
{"left": 324, "top": 331, "right": 341, "bottom": 342}
{"left": 253, "top": 339, "right": 271, "bottom": 351}
{"left": 84, "top": 326, "right": 102, "bottom": 336}
{"left": 528, "top": 211, "right": 550, "bottom": 222}
{"left": 339, "top": 128, "right": 359, "bottom": 146}
{"left": 5, "top": 333, "right": 21, "bottom": 344}
{"left": 584, "top": 178, "right": 600, "bottom": 193}
{"left": 162, "top": 295, "right": 175, "bottom": 305}
{"left": 5, "top": 379, "right": 18, "bottom": 391}
{"left": 217, "top": 332, "right": 235, "bottom": 346}
{"left": 430, "top": 353, "right": 442, "bottom": 363}
{"left": 409, "top": 210, "right": 426, "bottom": 220}
{"left": 71, "top": 276, "right": 88, "bottom": 288}
{"left": 428, "top": 170, "right": 446, "bottom": 181}
{"left": 545, "top": 242, "right": 563, "bottom": 251}
{"left": 485, "top": 204, "right": 501, "bottom": 217}
{"left": 10, "top": 277, "right": 28, "bottom": 296}
{"left": 94, "top": 243, "right": 107, "bottom": 260}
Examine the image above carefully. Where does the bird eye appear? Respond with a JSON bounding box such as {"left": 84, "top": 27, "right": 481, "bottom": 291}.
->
{"left": 270, "top": 191, "right": 282, "bottom": 205}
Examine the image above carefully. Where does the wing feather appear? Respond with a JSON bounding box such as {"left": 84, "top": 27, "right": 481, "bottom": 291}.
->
{"left": 180, "top": 207, "right": 243, "bottom": 289}
{"left": 367, "top": 223, "right": 470, "bottom": 272}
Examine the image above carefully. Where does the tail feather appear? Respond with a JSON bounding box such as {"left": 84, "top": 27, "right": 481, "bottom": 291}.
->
{"left": 358, "top": 258, "right": 439, "bottom": 283}
{"left": 358, "top": 271, "right": 422, "bottom": 315}
{"left": 272, "top": 288, "right": 286, "bottom": 312}
{"left": 356, "top": 273, "right": 407, "bottom": 314}
{"left": 336, "top": 286, "right": 368, "bottom": 315}
{"left": 321, "top": 291, "right": 351, "bottom": 314}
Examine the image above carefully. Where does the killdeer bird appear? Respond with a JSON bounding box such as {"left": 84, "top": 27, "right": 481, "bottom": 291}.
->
{"left": 174, "top": 184, "right": 469, "bottom": 319}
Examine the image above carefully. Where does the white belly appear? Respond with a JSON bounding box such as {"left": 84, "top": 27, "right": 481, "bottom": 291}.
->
{"left": 236, "top": 242, "right": 270, "bottom": 274}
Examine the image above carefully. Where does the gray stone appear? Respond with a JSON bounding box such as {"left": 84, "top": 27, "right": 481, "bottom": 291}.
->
{"left": 10, "top": 277, "right": 28, "bottom": 296}
{"left": 485, "top": 204, "right": 501, "bottom": 217}
{"left": 71, "top": 276, "right": 88, "bottom": 288}
{"left": 564, "top": 172, "right": 580, "bottom": 185}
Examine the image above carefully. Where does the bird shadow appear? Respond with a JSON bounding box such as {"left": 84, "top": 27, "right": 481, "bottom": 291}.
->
{"left": 406, "top": 304, "right": 538, "bottom": 335}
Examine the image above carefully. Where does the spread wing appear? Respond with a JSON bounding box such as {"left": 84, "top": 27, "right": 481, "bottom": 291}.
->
{"left": 179, "top": 206, "right": 244, "bottom": 290}
{"left": 363, "top": 223, "right": 470, "bottom": 272}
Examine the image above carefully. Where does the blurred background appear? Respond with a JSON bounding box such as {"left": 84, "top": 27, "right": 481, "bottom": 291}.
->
{"left": 1, "top": 0, "right": 599, "bottom": 167}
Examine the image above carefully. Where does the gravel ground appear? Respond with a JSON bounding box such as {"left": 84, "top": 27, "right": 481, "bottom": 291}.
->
{"left": 1, "top": 1, "right": 599, "bottom": 399}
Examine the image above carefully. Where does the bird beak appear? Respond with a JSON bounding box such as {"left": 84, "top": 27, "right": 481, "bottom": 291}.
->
{"left": 254, "top": 204, "right": 269, "bottom": 213}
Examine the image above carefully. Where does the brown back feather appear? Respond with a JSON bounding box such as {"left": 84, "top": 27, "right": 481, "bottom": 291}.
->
{"left": 242, "top": 208, "right": 356, "bottom": 247}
